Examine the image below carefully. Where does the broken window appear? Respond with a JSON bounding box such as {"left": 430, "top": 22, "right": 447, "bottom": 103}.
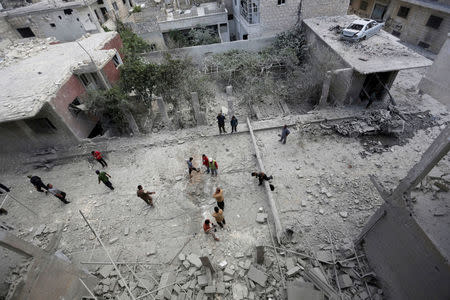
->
{"left": 68, "top": 98, "right": 82, "bottom": 117}
{"left": 277, "top": 0, "right": 285, "bottom": 5}
{"left": 359, "top": 1, "right": 368, "bottom": 11}
{"left": 426, "top": 15, "right": 443, "bottom": 29}
{"left": 79, "top": 73, "right": 100, "bottom": 89}
{"left": 397, "top": 6, "right": 410, "bottom": 18}
{"left": 100, "top": 7, "right": 109, "bottom": 20}
{"left": 240, "top": 0, "right": 259, "bottom": 24}
{"left": 112, "top": 2, "right": 119, "bottom": 10}
{"left": 418, "top": 41, "right": 430, "bottom": 49}
{"left": 24, "top": 118, "right": 57, "bottom": 134}
{"left": 16, "top": 27, "right": 35, "bottom": 38}
{"left": 64, "top": 9, "right": 73, "bottom": 15}
{"left": 112, "top": 53, "right": 122, "bottom": 67}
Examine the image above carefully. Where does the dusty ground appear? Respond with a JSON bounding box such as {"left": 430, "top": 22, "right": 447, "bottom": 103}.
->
{"left": 0, "top": 67, "right": 448, "bottom": 299}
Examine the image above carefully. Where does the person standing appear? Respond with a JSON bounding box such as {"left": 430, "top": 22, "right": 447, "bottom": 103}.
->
{"left": 230, "top": 116, "right": 238, "bottom": 133}
{"left": 92, "top": 150, "right": 108, "bottom": 168}
{"left": 187, "top": 157, "right": 200, "bottom": 179}
{"left": 213, "top": 187, "right": 224, "bottom": 210}
{"left": 137, "top": 185, "right": 155, "bottom": 206}
{"left": 28, "top": 175, "right": 48, "bottom": 192}
{"left": 202, "top": 154, "right": 210, "bottom": 174}
{"left": 209, "top": 158, "right": 218, "bottom": 176}
{"left": 279, "top": 125, "right": 290, "bottom": 144}
{"left": 217, "top": 112, "right": 226, "bottom": 134}
{"left": 46, "top": 184, "right": 70, "bottom": 204}
{"left": 212, "top": 206, "right": 226, "bottom": 228}
{"left": 96, "top": 170, "right": 114, "bottom": 190}
{"left": 203, "top": 219, "right": 219, "bottom": 241}
{"left": 251, "top": 172, "right": 273, "bottom": 186}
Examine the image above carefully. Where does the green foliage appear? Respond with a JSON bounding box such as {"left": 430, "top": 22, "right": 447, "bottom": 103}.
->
{"left": 132, "top": 5, "right": 142, "bottom": 13}
{"left": 165, "top": 26, "right": 220, "bottom": 49}
{"left": 271, "top": 25, "right": 308, "bottom": 63}
{"left": 102, "top": 25, "right": 111, "bottom": 32}
{"left": 116, "top": 21, "right": 152, "bottom": 58}
{"left": 83, "top": 86, "right": 132, "bottom": 131}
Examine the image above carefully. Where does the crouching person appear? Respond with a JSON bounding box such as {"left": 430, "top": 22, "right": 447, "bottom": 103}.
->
{"left": 203, "top": 219, "right": 219, "bottom": 241}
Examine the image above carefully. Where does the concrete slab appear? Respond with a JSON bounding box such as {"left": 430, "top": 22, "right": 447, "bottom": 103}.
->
{"left": 157, "top": 272, "right": 176, "bottom": 299}
{"left": 287, "top": 286, "right": 324, "bottom": 300}
{"left": 247, "top": 265, "right": 268, "bottom": 287}
{"left": 187, "top": 253, "right": 202, "bottom": 268}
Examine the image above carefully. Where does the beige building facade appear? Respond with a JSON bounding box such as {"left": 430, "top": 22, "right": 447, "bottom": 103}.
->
{"left": 231, "top": 0, "right": 349, "bottom": 40}
{"left": 349, "top": 0, "right": 450, "bottom": 53}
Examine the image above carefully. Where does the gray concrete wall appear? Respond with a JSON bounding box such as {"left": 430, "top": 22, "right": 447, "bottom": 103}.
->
{"left": 362, "top": 204, "right": 450, "bottom": 300}
{"left": 158, "top": 12, "right": 228, "bottom": 32}
{"left": 6, "top": 7, "right": 101, "bottom": 42}
{"left": 0, "top": 103, "right": 80, "bottom": 153}
{"left": 142, "top": 35, "right": 275, "bottom": 64}
{"left": 384, "top": 0, "right": 450, "bottom": 54}
{"left": 419, "top": 33, "right": 450, "bottom": 108}
{"left": 0, "top": 14, "right": 19, "bottom": 46}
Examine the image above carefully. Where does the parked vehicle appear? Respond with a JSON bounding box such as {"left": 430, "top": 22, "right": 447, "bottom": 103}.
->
{"left": 341, "top": 19, "right": 384, "bottom": 42}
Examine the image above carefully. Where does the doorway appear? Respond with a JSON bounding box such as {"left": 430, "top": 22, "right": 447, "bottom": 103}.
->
{"left": 371, "top": 3, "right": 387, "bottom": 21}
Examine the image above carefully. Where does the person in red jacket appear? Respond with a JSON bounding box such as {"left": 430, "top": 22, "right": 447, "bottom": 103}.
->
{"left": 91, "top": 150, "right": 108, "bottom": 168}
{"left": 203, "top": 219, "right": 219, "bottom": 241}
{"left": 202, "top": 154, "right": 210, "bottom": 174}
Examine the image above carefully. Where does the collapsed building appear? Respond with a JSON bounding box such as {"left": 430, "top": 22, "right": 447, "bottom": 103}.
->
{"left": 303, "top": 15, "right": 432, "bottom": 107}
{"left": 0, "top": 32, "right": 123, "bottom": 153}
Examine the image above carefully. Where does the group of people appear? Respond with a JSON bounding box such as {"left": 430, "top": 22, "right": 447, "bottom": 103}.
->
{"left": 187, "top": 155, "right": 219, "bottom": 179}
{"left": 217, "top": 113, "right": 239, "bottom": 134}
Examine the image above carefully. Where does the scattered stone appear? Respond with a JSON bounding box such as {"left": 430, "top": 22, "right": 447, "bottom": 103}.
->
{"left": 256, "top": 213, "right": 268, "bottom": 223}
{"left": 147, "top": 244, "right": 157, "bottom": 255}
{"left": 235, "top": 252, "right": 244, "bottom": 258}
{"left": 239, "top": 260, "right": 251, "bottom": 270}
{"left": 286, "top": 266, "right": 301, "bottom": 277}
{"left": 285, "top": 257, "right": 296, "bottom": 270}
{"left": 224, "top": 275, "right": 234, "bottom": 282}
{"left": 109, "top": 237, "right": 119, "bottom": 244}
{"left": 175, "top": 176, "right": 183, "bottom": 181}
{"left": 319, "top": 209, "right": 325, "bottom": 215}
{"left": 247, "top": 265, "right": 267, "bottom": 287}
{"left": 157, "top": 272, "right": 176, "bottom": 299}
{"left": 98, "top": 265, "right": 114, "bottom": 278}
{"left": 339, "top": 211, "right": 348, "bottom": 218}
{"left": 34, "top": 225, "right": 46, "bottom": 237}
{"left": 187, "top": 254, "right": 202, "bottom": 268}
{"left": 195, "top": 290, "right": 204, "bottom": 300}
{"left": 316, "top": 250, "right": 332, "bottom": 263}
{"left": 216, "top": 282, "right": 225, "bottom": 294}
{"left": 124, "top": 227, "right": 130, "bottom": 236}
{"left": 183, "top": 260, "right": 190, "bottom": 269}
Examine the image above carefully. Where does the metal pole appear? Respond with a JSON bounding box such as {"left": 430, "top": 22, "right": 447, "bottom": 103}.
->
{"left": 79, "top": 277, "right": 98, "bottom": 300}
{"left": 125, "top": 264, "right": 156, "bottom": 300}
{"left": 76, "top": 41, "right": 111, "bottom": 90}
{"left": 79, "top": 210, "right": 136, "bottom": 300}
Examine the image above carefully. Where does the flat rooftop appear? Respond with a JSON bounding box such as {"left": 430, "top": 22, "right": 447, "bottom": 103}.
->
{"left": 4, "top": 0, "right": 95, "bottom": 16}
{"left": 303, "top": 15, "right": 433, "bottom": 74}
{"left": 0, "top": 32, "right": 118, "bottom": 123}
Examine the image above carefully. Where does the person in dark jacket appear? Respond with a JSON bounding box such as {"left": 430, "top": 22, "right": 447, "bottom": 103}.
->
{"left": 217, "top": 112, "right": 226, "bottom": 134}
{"left": 251, "top": 172, "right": 273, "bottom": 185}
{"left": 28, "top": 175, "right": 48, "bottom": 192}
{"left": 46, "top": 184, "right": 70, "bottom": 204}
{"left": 230, "top": 116, "right": 238, "bottom": 133}
{"left": 279, "top": 125, "right": 290, "bottom": 144}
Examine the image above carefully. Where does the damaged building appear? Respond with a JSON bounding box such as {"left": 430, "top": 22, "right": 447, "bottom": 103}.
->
{"left": 302, "top": 15, "right": 432, "bottom": 107}
{"left": 348, "top": 0, "right": 450, "bottom": 53}
{"left": 0, "top": 31, "right": 123, "bottom": 153}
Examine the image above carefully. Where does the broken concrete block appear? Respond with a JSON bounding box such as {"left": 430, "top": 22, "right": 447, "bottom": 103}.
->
{"left": 216, "top": 282, "right": 225, "bottom": 294}
{"left": 338, "top": 274, "right": 353, "bottom": 289}
{"left": 256, "top": 213, "right": 268, "bottom": 223}
{"left": 34, "top": 225, "right": 46, "bottom": 237}
{"left": 232, "top": 283, "right": 248, "bottom": 300}
{"left": 287, "top": 285, "right": 324, "bottom": 300}
{"left": 195, "top": 290, "right": 204, "bottom": 300}
{"left": 178, "top": 253, "right": 186, "bottom": 261}
{"left": 182, "top": 260, "right": 190, "bottom": 269}
{"left": 224, "top": 275, "right": 234, "bottom": 282}
{"left": 224, "top": 267, "right": 235, "bottom": 276}
{"left": 187, "top": 254, "right": 202, "bottom": 268}
{"left": 218, "top": 260, "right": 228, "bottom": 269}
{"left": 247, "top": 266, "right": 267, "bottom": 287}
{"left": 286, "top": 257, "right": 296, "bottom": 270}
{"left": 238, "top": 260, "right": 251, "bottom": 270}
{"left": 147, "top": 244, "right": 157, "bottom": 255}
{"left": 204, "top": 285, "right": 216, "bottom": 294}
{"left": 124, "top": 227, "right": 130, "bottom": 236}
{"left": 197, "top": 275, "right": 208, "bottom": 287}
{"left": 98, "top": 265, "right": 114, "bottom": 278}
{"left": 286, "top": 266, "right": 301, "bottom": 277}
{"left": 248, "top": 291, "right": 255, "bottom": 300}
{"left": 157, "top": 272, "right": 176, "bottom": 299}
{"left": 234, "top": 252, "right": 244, "bottom": 258}
{"left": 109, "top": 237, "right": 119, "bottom": 244}
{"left": 316, "top": 250, "right": 333, "bottom": 263}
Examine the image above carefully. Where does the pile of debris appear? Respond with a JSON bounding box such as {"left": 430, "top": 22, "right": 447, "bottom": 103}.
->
{"left": 330, "top": 108, "right": 405, "bottom": 138}
{"left": 0, "top": 37, "right": 57, "bottom": 69}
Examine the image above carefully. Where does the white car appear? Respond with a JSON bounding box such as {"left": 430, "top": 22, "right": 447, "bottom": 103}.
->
{"left": 341, "top": 19, "right": 384, "bottom": 41}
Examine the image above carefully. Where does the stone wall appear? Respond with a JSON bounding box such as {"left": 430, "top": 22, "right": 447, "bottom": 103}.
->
{"left": 419, "top": 33, "right": 450, "bottom": 107}
{"left": 384, "top": 0, "right": 450, "bottom": 54}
